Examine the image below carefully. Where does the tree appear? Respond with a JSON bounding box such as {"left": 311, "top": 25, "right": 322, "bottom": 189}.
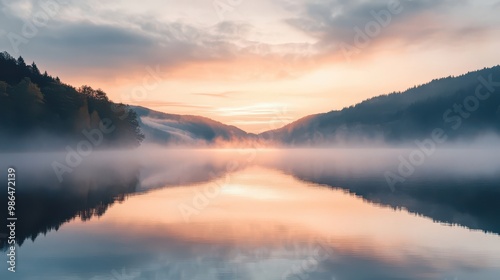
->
{"left": 1, "top": 51, "right": 14, "bottom": 61}
{"left": 78, "top": 85, "right": 95, "bottom": 97}
{"left": 17, "top": 56, "right": 26, "bottom": 67}
{"left": 8, "top": 78, "right": 46, "bottom": 129}
{"left": 95, "top": 89, "right": 109, "bottom": 101}
{"left": 31, "top": 62, "right": 40, "bottom": 75}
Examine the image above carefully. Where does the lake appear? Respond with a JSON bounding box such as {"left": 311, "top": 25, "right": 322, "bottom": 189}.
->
{"left": 1, "top": 148, "right": 500, "bottom": 280}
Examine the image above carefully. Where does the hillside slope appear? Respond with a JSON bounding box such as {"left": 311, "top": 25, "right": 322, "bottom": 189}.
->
{"left": 132, "top": 106, "right": 251, "bottom": 145}
{"left": 261, "top": 66, "right": 500, "bottom": 145}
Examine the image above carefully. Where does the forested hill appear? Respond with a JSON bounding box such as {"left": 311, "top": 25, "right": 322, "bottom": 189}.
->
{"left": 260, "top": 66, "right": 500, "bottom": 145}
{"left": 0, "top": 51, "right": 144, "bottom": 150}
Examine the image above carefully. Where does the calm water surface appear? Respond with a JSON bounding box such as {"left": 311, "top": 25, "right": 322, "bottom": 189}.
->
{"left": 1, "top": 149, "right": 500, "bottom": 280}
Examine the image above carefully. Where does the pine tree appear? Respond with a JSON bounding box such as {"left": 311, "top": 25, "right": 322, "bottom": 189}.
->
{"left": 31, "top": 62, "right": 40, "bottom": 75}
{"left": 17, "top": 56, "right": 26, "bottom": 67}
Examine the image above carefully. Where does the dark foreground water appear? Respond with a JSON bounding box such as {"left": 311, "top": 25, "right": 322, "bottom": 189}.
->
{"left": 1, "top": 148, "right": 500, "bottom": 280}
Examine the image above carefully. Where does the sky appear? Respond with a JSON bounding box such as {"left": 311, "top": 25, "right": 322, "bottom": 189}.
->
{"left": 1, "top": 0, "right": 500, "bottom": 133}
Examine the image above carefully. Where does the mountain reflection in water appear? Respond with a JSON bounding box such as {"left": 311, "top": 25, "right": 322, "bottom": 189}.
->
{"left": 1, "top": 148, "right": 499, "bottom": 280}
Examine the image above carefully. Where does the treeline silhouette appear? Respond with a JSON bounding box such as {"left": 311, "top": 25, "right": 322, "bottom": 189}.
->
{"left": 0, "top": 51, "right": 144, "bottom": 150}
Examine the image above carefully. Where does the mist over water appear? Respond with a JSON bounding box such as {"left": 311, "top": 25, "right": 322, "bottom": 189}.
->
{"left": 3, "top": 134, "right": 500, "bottom": 189}
{"left": 2, "top": 139, "right": 500, "bottom": 280}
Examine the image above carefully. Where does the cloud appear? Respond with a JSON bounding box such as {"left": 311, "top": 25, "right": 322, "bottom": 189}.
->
{"left": 0, "top": 0, "right": 323, "bottom": 83}
{"left": 1, "top": 18, "right": 237, "bottom": 74}
{"left": 1, "top": 0, "right": 499, "bottom": 86}
{"left": 284, "top": 0, "right": 496, "bottom": 59}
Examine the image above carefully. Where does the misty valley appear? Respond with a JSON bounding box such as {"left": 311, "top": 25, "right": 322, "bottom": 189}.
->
{"left": 1, "top": 43, "right": 500, "bottom": 280}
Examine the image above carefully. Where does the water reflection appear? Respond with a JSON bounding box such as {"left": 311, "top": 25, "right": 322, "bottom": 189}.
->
{"left": 0, "top": 153, "right": 141, "bottom": 250}
{"left": 0, "top": 150, "right": 249, "bottom": 250}
{"left": 257, "top": 149, "right": 500, "bottom": 235}
{"left": 1, "top": 149, "right": 499, "bottom": 280}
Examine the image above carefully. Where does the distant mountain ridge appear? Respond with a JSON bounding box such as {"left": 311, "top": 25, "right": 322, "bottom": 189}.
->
{"left": 259, "top": 65, "right": 500, "bottom": 145}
